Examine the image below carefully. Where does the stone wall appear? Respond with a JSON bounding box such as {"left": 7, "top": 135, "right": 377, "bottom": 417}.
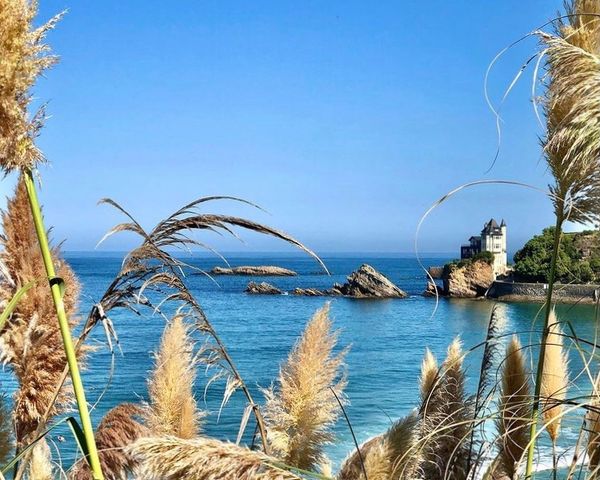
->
{"left": 487, "top": 280, "right": 600, "bottom": 304}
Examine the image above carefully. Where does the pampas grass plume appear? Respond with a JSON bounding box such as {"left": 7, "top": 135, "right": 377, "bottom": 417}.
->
{"left": 495, "top": 336, "right": 531, "bottom": 479}
{"left": 129, "top": 436, "right": 303, "bottom": 480}
{"left": 541, "top": 311, "right": 569, "bottom": 443}
{"left": 145, "top": 314, "right": 203, "bottom": 439}
{"left": 262, "top": 303, "right": 347, "bottom": 471}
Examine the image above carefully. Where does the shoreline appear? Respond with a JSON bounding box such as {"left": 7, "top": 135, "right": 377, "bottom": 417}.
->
{"left": 486, "top": 280, "right": 600, "bottom": 305}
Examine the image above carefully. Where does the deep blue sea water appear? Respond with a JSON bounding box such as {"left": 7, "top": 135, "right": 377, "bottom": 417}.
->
{"left": 4, "top": 252, "right": 599, "bottom": 477}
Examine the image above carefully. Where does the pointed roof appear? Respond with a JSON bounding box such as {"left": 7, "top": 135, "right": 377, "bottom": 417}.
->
{"left": 500, "top": 218, "right": 506, "bottom": 227}
{"left": 482, "top": 218, "right": 502, "bottom": 235}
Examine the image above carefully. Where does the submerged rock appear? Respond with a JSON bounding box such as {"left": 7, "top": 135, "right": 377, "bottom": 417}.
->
{"left": 211, "top": 266, "right": 297, "bottom": 276}
{"left": 442, "top": 259, "right": 494, "bottom": 298}
{"left": 245, "top": 282, "right": 282, "bottom": 295}
{"left": 292, "top": 287, "right": 331, "bottom": 296}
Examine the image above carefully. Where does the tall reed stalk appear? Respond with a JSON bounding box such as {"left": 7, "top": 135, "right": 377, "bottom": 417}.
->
{"left": 524, "top": 0, "right": 600, "bottom": 475}
{"left": 0, "top": 1, "right": 105, "bottom": 476}
{"left": 22, "top": 170, "right": 104, "bottom": 479}
{"left": 525, "top": 211, "right": 564, "bottom": 479}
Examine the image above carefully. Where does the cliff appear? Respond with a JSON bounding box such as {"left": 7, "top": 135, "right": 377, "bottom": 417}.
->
{"left": 441, "top": 259, "right": 494, "bottom": 298}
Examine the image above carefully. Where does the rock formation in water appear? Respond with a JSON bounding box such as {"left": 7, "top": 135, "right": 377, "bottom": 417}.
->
{"left": 423, "top": 281, "right": 444, "bottom": 297}
{"left": 245, "top": 281, "right": 282, "bottom": 295}
{"left": 441, "top": 259, "right": 494, "bottom": 298}
{"left": 427, "top": 266, "right": 444, "bottom": 279}
{"left": 211, "top": 266, "right": 297, "bottom": 276}
{"left": 332, "top": 264, "right": 407, "bottom": 298}
{"left": 287, "top": 264, "right": 407, "bottom": 298}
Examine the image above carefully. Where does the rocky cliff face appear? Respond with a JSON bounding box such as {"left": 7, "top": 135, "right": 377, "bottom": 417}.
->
{"left": 211, "top": 266, "right": 297, "bottom": 276}
{"left": 442, "top": 260, "right": 494, "bottom": 298}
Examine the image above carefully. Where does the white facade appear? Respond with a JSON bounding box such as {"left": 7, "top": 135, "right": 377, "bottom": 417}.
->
{"left": 481, "top": 219, "right": 507, "bottom": 275}
{"left": 461, "top": 218, "right": 507, "bottom": 276}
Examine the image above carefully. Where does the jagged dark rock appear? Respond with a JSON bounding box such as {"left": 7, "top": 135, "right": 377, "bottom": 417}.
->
{"left": 333, "top": 264, "right": 408, "bottom": 298}
{"left": 245, "top": 281, "right": 282, "bottom": 295}
{"left": 211, "top": 266, "right": 297, "bottom": 276}
{"left": 423, "top": 281, "right": 444, "bottom": 297}
{"left": 291, "top": 265, "right": 407, "bottom": 298}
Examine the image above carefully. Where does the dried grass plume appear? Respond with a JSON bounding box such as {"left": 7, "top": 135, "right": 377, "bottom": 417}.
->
{"left": 262, "top": 303, "right": 347, "bottom": 471}
{"left": 69, "top": 403, "right": 148, "bottom": 480}
{"left": 145, "top": 314, "right": 203, "bottom": 439}
{"left": 129, "top": 436, "right": 303, "bottom": 480}
{"left": 540, "top": 311, "right": 569, "bottom": 443}
{"left": 0, "top": 0, "right": 62, "bottom": 172}
{"left": 494, "top": 336, "right": 531, "bottom": 479}
{"left": 0, "top": 176, "right": 82, "bottom": 458}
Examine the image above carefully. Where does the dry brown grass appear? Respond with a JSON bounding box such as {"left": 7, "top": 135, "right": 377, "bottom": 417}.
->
{"left": 145, "top": 315, "right": 203, "bottom": 439}
{"left": 129, "top": 436, "right": 303, "bottom": 480}
{"left": 69, "top": 403, "right": 148, "bottom": 480}
{"left": 541, "top": 0, "right": 600, "bottom": 224}
{"left": 262, "top": 303, "right": 347, "bottom": 471}
{"left": 0, "top": 0, "right": 62, "bottom": 172}
{"left": 494, "top": 336, "right": 531, "bottom": 479}
{"left": 338, "top": 414, "right": 420, "bottom": 480}
{"left": 421, "top": 338, "right": 473, "bottom": 480}
{"left": 540, "top": 311, "right": 569, "bottom": 443}
{"left": 587, "top": 376, "right": 600, "bottom": 478}
{"left": 0, "top": 176, "right": 83, "bottom": 459}
{"left": 355, "top": 437, "right": 391, "bottom": 480}
{"left": 420, "top": 348, "right": 439, "bottom": 413}
{"left": 560, "top": 0, "right": 600, "bottom": 54}
{"left": 28, "top": 439, "right": 52, "bottom": 480}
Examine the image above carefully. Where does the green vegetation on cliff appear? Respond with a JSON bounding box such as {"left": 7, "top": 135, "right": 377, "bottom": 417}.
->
{"left": 513, "top": 227, "right": 600, "bottom": 283}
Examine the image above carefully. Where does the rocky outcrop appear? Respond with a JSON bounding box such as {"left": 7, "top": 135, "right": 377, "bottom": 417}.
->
{"left": 211, "top": 266, "right": 297, "bottom": 276}
{"left": 441, "top": 259, "right": 494, "bottom": 298}
{"left": 245, "top": 282, "right": 282, "bottom": 295}
{"left": 332, "top": 264, "right": 407, "bottom": 298}
{"left": 244, "top": 264, "right": 407, "bottom": 298}
{"left": 292, "top": 264, "right": 407, "bottom": 298}
{"left": 427, "top": 266, "right": 444, "bottom": 279}
{"left": 423, "top": 281, "right": 444, "bottom": 297}
{"left": 292, "top": 287, "right": 333, "bottom": 296}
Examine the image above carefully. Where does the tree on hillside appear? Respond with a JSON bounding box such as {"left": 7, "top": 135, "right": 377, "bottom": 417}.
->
{"left": 513, "top": 227, "right": 599, "bottom": 283}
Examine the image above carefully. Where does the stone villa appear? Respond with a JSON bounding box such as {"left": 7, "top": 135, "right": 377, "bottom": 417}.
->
{"left": 461, "top": 218, "right": 507, "bottom": 275}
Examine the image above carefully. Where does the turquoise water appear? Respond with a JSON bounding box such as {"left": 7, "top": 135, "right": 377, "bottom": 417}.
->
{"left": 4, "top": 252, "right": 599, "bottom": 477}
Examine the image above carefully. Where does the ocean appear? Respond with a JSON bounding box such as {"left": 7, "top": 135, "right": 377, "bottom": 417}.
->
{"left": 4, "top": 252, "right": 599, "bottom": 477}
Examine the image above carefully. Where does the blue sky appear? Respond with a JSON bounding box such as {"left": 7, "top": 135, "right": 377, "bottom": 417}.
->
{"left": 2, "top": 0, "right": 568, "bottom": 253}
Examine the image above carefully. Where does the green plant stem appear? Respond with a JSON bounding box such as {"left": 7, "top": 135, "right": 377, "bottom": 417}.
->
{"left": 23, "top": 170, "right": 104, "bottom": 480}
{"left": 525, "top": 211, "right": 564, "bottom": 480}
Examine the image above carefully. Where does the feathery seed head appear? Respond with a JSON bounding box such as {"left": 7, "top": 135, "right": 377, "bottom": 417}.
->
{"left": 541, "top": 311, "right": 569, "bottom": 443}
{"left": 129, "top": 436, "right": 303, "bottom": 480}
{"left": 495, "top": 336, "right": 531, "bottom": 479}
{"left": 145, "top": 314, "right": 203, "bottom": 439}
{"left": 69, "top": 404, "right": 148, "bottom": 480}
{"left": 0, "top": 176, "right": 82, "bottom": 448}
{"left": 262, "top": 303, "right": 347, "bottom": 471}
{"left": 420, "top": 348, "right": 439, "bottom": 407}
{"left": 0, "top": 0, "right": 62, "bottom": 172}
{"left": 540, "top": 0, "right": 600, "bottom": 224}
